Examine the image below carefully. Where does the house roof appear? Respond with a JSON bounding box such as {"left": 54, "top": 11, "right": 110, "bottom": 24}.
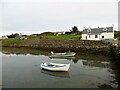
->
{"left": 82, "top": 27, "right": 113, "bottom": 35}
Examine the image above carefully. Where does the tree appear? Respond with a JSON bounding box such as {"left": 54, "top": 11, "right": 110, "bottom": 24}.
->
{"left": 70, "top": 26, "right": 79, "bottom": 33}
{"left": 7, "top": 33, "right": 20, "bottom": 38}
{"left": 114, "top": 31, "right": 120, "bottom": 39}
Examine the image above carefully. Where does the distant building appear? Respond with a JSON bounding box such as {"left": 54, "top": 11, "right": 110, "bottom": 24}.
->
{"left": 1, "top": 36, "right": 8, "bottom": 39}
{"left": 20, "top": 35, "right": 28, "bottom": 40}
{"left": 54, "top": 31, "right": 65, "bottom": 36}
{"left": 81, "top": 26, "right": 114, "bottom": 40}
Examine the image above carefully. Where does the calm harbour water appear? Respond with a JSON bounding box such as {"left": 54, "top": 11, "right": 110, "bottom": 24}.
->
{"left": 1, "top": 47, "right": 118, "bottom": 88}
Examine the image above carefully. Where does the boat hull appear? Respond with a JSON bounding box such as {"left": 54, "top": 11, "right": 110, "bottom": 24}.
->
{"left": 41, "top": 62, "right": 70, "bottom": 72}
{"left": 50, "top": 52, "right": 76, "bottom": 58}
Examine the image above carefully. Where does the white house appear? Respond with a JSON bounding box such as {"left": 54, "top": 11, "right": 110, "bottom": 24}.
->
{"left": 81, "top": 26, "right": 114, "bottom": 40}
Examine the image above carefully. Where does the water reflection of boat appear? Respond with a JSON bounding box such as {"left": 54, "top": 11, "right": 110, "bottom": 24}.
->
{"left": 82, "top": 61, "right": 110, "bottom": 68}
{"left": 41, "top": 69, "right": 70, "bottom": 78}
{"left": 49, "top": 56, "right": 78, "bottom": 64}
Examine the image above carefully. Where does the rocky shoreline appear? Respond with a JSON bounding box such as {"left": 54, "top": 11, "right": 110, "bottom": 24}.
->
{"left": 2, "top": 39, "right": 113, "bottom": 55}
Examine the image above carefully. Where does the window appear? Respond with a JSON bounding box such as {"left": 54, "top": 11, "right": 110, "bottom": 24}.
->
{"left": 88, "top": 31, "right": 91, "bottom": 34}
{"left": 102, "top": 36, "right": 104, "bottom": 38}
{"left": 95, "top": 35, "right": 98, "bottom": 38}
{"left": 103, "top": 28, "right": 107, "bottom": 32}
{"left": 87, "top": 29, "right": 91, "bottom": 34}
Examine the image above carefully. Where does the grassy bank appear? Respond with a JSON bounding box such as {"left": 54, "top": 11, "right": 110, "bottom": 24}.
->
{"left": 43, "top": 34, "right": 80, "bottom": 40}
{"left": 28, "top": 34, "right": 81, "bottom": 40}
{"left": 2, "top": 38, "right": 23, "bottom": 46}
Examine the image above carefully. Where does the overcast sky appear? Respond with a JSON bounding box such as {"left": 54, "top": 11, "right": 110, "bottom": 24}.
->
{"left": 0, "top": 0, "right": 119, "bottom": 36}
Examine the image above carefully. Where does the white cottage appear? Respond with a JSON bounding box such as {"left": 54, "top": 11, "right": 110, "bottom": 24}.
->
{"left": 81, "top": 27, "right": 114, "bottom": 40}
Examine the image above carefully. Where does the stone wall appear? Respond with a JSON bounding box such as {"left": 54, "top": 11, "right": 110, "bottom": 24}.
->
{"left": 2, "top": 39, "right": 112, "bottom": 54}
{"left": 16, "top": 39, "right": 111, "bottom": 54}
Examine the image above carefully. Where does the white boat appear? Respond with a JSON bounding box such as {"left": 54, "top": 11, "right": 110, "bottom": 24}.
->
{"left": 49, "top": 56, "right": 76, "bottom": 60}
{"left": 41, "top": 62, "right": 70, "bottom": 71}
{"left": 50, "top": 51, "right": 76, "bottom": 58}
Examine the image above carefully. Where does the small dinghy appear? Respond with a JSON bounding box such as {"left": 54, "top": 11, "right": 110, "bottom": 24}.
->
{"left": 41, "top": 62, "right": 70, "bottom": 71}
{"left": 50, "top": 51, "right": 76, "bottom": 58}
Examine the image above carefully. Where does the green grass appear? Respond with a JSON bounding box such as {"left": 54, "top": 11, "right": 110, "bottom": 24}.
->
{"left": 2, "top": 34, "right": 81, "bottom": 46}
{"left": 114, "top": 31, "right": 120, "bottom": 40}
{"left": 27, "top": 34, "right": 81, "bottom": 40}
{"left": 2, "top": 38, "right": 22, "bottom": 46}
{"left": 42, "top": 34, "right": 81, "bottom": 40}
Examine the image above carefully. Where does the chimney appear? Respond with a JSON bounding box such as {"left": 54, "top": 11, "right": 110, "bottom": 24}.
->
{"left": 83, "top": 27, "right": 86, "bottom": 29}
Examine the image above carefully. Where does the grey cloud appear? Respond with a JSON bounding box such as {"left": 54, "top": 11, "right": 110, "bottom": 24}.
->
{"left": 1, "top": 1, "right": 118, "bottom": 36}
